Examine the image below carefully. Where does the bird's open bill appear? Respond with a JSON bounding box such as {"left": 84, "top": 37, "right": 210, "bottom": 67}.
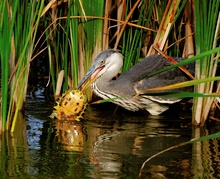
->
{"left": 77, "top": 64, "right": 104, "bottom": 91}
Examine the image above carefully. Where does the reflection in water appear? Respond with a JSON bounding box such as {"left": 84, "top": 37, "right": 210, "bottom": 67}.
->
{"left": 54, "top": 121, "right": 85, "bottom": 152}
{"left": 26, "top": 115, "right": 44, "bottom": 150}
{"left": 1, "top": 100, "right": 220, "bottom": 178}
{"left": 0, "top": 112, "right": 28, "bottom": 178}
{"left": 52, "top": 109, "right": 194, "bottom": 178}
{"left": 192, "top": 127, "right": 220, "bottom": 179}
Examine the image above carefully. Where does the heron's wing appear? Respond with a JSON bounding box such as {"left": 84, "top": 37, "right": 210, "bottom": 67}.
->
{"left": 119, "top": 55, "right": 168, "bottom": 82}
{"left": 119, "top": 54, "right": 194, "bottom": 83}
{"left": 114, "top": 54, "right": 194, "bottom": 102}
{"left": 133, "top": 69, "right": 194, "bottom": 103}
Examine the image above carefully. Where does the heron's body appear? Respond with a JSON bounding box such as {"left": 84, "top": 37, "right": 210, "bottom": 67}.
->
{"left": 78, "top": 49, "right": 194, "bottom": 115}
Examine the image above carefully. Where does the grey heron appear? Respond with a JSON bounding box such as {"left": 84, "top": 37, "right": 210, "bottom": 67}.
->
{"left": 77, "top": 49, "right": 194, "bottom": 115}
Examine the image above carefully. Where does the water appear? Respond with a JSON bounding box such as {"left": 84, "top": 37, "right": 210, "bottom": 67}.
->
{"left": 1, "top": 93, "right": 220, "bottom": 178}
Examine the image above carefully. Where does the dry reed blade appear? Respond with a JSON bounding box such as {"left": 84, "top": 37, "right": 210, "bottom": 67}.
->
{"left": 147, "top": 0, "right": 181, "bottom": 55}
{"left": 114, "top": 0, "right": 141, "bottom": 49}
{"left": 55, "top": 70, "right": 64, "bottom": 100}
{"left": 152, "top": 45, "right": 194, "bottom": 80}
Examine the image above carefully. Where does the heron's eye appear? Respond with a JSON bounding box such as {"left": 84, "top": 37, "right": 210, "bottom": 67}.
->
{"left": 100, "top": 60, "right": 104, "bottom": 64}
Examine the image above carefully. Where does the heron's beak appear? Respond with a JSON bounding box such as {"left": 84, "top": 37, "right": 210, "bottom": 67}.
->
{"left": 77, "top": 64, "right": 104, "bottom": 90}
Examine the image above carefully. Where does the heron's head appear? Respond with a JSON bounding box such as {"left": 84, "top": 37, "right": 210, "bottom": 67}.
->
{"left": 77, "top": 49, "right": 123, "bottom": 90}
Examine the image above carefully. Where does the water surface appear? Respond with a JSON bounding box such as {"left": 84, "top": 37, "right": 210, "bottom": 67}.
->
{"left": 1, "top": 95, "right": 220, "bottom": 179}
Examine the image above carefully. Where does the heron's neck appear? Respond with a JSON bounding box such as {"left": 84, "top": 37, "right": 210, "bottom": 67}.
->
{"left": 93, "top": 52, "right": 123, "bottom": 93}
{"left": 94, "top": 67, "right": 120, "bottom": 93}
{"left": 96, "top": 70, "right": 117, "bottom": 84}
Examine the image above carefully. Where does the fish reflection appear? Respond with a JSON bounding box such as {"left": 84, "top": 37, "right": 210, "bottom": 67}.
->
{"left": 55, "top": 121, "right": 85, "bottom": 152}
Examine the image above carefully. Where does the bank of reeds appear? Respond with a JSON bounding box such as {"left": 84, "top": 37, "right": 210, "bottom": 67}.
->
{"left": 192, "top": 0, "right": 220, "bottom": 125}
{"left": 0, "top": 0, "right": 219, "bottom": 133}
{"left": 0, "top": 0, "right": 45, "bottom": 133}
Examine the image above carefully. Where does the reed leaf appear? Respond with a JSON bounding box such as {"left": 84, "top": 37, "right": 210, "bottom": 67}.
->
{"left": 147, "top": 47, "right": 220, "bottom": 79}
{"left": 122, "top": 0, "right": 155, "bottom": 72}
{"left": 137, "top": 76, "right": 220, "bottom": 95}
{"left": 69, "top": 1, "right": 79, "bottom": 88}
{"left": 91, "top": 78, "right": 220, "bottom": 105}
{"left": 0, "top": 0, "right": 19, "bottom": 131}
{"left": 91, "top": 92, "right": 220, "bottom": 105}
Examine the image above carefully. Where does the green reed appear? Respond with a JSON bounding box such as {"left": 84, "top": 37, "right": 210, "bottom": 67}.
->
{"left": 193, "top": 0, "right": 220, "bottom": 125}
{"left": 121, "top": 0, "right": 156, "bottom": 72}
{"left": 69, "top": 2, "right": 79, "bottom": 88}
{"left": 46, "top": 0, "right": 104, "bottom": 97}
{"left": 0, "top": 0, "right": 44, "bottom": 132}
